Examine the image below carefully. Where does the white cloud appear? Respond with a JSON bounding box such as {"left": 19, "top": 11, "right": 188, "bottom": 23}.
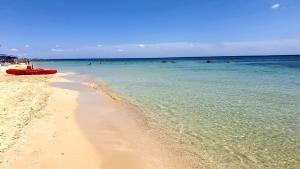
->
{"left": 271, "top": 3, "right": 280, "bottom": 9}
{"left": 38, "top": 39, "right": 300, "bottom": 58}
{"left": 51, "top": 48, "right": 64, "bottom": 52}
{"left": 97, "top": 44, "right": 103, "bottom": 47}
{"left": 10, "top": 48, "right": 18, "bottom": 51}
{"left": 138, "top": 44, "right": 145, "bottom": 48}
{"left": 25, "top": 44, "right": 30, "bottom": 48}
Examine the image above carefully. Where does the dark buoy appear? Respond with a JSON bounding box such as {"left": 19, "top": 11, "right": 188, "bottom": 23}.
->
{"left": 206, "top": 60, "right": 211, "bottom": 63}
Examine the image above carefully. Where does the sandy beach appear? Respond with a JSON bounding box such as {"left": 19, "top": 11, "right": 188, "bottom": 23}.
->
{"left": 0, "top": 65, "right": 208, "bottom": 169}
{"left": 0, "top": 65, "right": 101, "bottom": 168}
{"left": 2, "top": 1, "right": 300, "bottom": 168}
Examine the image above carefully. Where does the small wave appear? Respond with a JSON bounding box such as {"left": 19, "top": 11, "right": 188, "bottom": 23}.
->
{"left": 81, "top": 79, "right": 150, "bottom": 119}
{"left": 82, "top": 79, "right": 121, "bottom": 101}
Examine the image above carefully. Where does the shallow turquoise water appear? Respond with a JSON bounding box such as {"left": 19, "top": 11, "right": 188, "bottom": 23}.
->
{"left": 35, "top": 56, "right": 300, "bottom": 169}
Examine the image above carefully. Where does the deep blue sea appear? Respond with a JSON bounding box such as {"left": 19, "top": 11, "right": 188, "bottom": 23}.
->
{"left": 34, "top": 55, "right": 300, "bottom": 169}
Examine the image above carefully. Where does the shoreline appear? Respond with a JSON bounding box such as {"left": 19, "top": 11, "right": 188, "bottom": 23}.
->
{"left": 0, "top": 68, "right": 211, "bottom": 169}
{"left": 82, "top": 77, "right": 213, "bottom": 166}
{"left": 56, "top": 74, "right": 212, "bottom": 169}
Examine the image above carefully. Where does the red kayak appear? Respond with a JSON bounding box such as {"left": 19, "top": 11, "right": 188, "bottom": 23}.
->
{"left": 6, "top": 66, "right": 57, "bottom": 75}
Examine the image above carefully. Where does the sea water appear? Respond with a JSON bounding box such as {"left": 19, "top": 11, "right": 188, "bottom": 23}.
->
{"left": 34, "top": 56, "right": 300, "bottom": 169}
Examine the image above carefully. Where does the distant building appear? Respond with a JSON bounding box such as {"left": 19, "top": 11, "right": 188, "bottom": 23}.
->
{"left": 0, "top": 54, "right": 30, "bottom": 64}
{"left": 0, "top": 54, "right": 18, "bottom": 63}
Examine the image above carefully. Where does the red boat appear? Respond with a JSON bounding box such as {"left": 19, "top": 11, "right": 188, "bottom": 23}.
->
{"left": 6, "top": 65, "right": 57, "bottom": 75}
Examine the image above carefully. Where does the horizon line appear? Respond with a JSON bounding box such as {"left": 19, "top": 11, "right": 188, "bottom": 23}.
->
{"left": 31, "top": 54, "right": 300, "bottom": 60}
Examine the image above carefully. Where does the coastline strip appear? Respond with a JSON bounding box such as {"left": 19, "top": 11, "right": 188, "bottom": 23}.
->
{"left": 0, "top": 70, "right": 211, "bottom": 169}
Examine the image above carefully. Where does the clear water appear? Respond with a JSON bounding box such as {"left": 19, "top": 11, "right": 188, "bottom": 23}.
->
{"left": 34, "top": 56, "right": 300, "bottom": 169}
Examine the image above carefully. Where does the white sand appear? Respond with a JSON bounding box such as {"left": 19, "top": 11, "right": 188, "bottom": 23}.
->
{"left": 0, "top": 65, "right": 101, "bottom": 168}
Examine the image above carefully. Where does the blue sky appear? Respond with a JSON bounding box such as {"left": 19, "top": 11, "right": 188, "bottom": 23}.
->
{"left": 0, "top": 0, "right": 300, "bottom": 58}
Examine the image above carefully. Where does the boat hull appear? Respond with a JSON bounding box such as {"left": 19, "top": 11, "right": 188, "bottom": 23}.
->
{"left": 6, "top": 69, "right": 57, "bottom": 75}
